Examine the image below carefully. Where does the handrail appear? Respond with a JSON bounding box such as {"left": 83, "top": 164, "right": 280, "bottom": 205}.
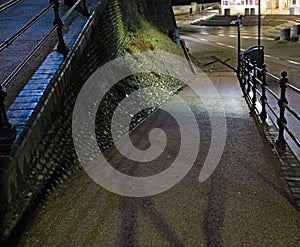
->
{"left": 0, "top": 0, "right": 22, "bottom": 13}
{"left": 266, "top": 71, "right": 300, "bottom": 95}
{"left": 1, "top": 22, "right": 58, "bottom": 88}
{"left": 265, "top": 85, "right": 280, "bottom": 101}
{"left": 288, "top": 83, "right": 300, "bottom": 94}
{"left": 0, "top": 0, "right": 89, "bottom": 88}
{"left": 192, "top": 5, "right": 219, "bottom": 16}
{"left": 284, "top": 124, "right": 300, "bottom": 149}
{"left": 0, "top": 0, "right": 90, "bottom": 154}
{"left": 62, "top": 0, "right": 89, "bottom": 22}
{"left": 285, "top": 104, "right": 300, "bottom": 122}
{"left": 238, "top": 54, "right": 300, "bottom": 155}
{"left": 0, "top": 2, "right": 55, "bottom": 52}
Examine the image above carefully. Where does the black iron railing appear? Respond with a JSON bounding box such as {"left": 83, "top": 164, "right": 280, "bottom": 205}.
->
{"left": 0, "top": 0, "right": 22, "bottom": 13}
{"left": 0, "top": 0, "right": 89, "bottom": 153}
{"left": 238, "top": 56, "right": 300, "bottom": 155}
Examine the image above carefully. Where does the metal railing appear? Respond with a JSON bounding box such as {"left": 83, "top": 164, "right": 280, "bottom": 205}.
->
{"left": 238, "top": 56, "right": 300, "bottom": 155}
{"left": 0, "top": 0, "right": 89, "bottom": 154}
{"left": 0, "top": 0, "right": 22, "bottom": 13}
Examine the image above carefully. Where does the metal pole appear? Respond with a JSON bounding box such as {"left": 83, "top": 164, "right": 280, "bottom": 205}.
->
{"left": 237, "top": 14, "right": 241, "bottom": 79}
{"left": 0, "top": 86, "right": 16, "bottom": 154}
{"left": 258, "top": 0, "right": 261, "bottom": 67}
{"left": 81, "top": 0, "right": 90, "bottom": 17}
{"left": 251, "top": 63, "right": 257, "bottom": 109}
{"left": 52, "top": 0, "right": 68, "bottom": 57}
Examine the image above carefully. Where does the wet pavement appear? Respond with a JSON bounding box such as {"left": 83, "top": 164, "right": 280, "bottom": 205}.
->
{"left": 18, "top": 70, "right": 300, "bottom": 246}
{"left": 1, "top": 4, "right": 299, "bottom": 245}
{"left": 182, "top": 23, "right": 300, "bottom": 159}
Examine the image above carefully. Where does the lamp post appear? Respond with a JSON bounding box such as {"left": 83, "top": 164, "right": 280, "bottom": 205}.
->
{"left": 237, "top": 13, "right": 241, "bottom": 78}
{"left": 258, "top": 0, "right": 261, "bottom": 67}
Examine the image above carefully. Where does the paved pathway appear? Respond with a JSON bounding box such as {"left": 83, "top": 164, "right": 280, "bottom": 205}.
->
{"left": 1, "top": 3, "right": 299, "bottom": 245}
{"left": 18, "top": 71, "right": 300, "bottom": 246}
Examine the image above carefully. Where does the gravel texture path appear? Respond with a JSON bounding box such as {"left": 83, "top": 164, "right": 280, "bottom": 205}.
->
{"left": 18, "top": 71, "right": 300, "bottom": 247}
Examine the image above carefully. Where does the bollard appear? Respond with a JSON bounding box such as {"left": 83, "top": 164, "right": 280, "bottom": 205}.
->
{"left": 292, "top": 24, "right": 300, "bottom": 35}
{"left": 276, "top": 71, "right": 288, "bottom": 149}
{"left": 191, "top": 2, "right": 197, "bottom": 13}
{"left": 260, "top": 64, "right": 267, "bottom": 122}
{"left": 52, "top": 0, "right": 68, "bottom": 56}
{"left": 280, "top": 28, "right": 291, "bottom": 40}
{"left": 0, "top": 86, "right": 16, "bottom": 155}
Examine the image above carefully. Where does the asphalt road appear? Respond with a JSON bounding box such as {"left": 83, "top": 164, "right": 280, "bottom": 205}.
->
{"left": 179, "top": 23, "right": 300, "bottom": 159}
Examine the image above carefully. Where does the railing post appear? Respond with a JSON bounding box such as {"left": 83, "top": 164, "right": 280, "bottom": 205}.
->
{"left": 240, "top": 56, "right": 248, "bottom": 98}
{"left": 251, "top": 63, "right": 257, "bottom": 109}
{"left": 260, "top": 64, "right": 267, "bottom": 122}
{"left": 0, "top": 86, "right": 16, "bottom": 154}
{"left": 65, "top": 0, "right": 90, "bottom": 17}
{"left": 276, "top": 71, "right": 288, "bottom": 149}
{"left": 241, "top": 56, "right": 246, "bottom": 90}
{"left": 246, "top": 59, "right": 251, "bottom": 95}
{"left": 81, "top": 0, "right": 90, "bottom": 17}
{"left": 52, "top": 0, "right": 68, "bottom": 57}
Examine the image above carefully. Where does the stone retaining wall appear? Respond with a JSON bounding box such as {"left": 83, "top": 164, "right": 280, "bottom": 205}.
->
{"left": 0, "top": 0, "right": 179, "bottom": 243}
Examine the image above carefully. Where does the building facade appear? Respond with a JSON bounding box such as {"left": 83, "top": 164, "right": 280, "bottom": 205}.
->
{"left": 221, "top": 0, "right": 300, "bottom": 15}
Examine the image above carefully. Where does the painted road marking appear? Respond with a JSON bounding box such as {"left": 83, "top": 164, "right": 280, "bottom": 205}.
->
{"left": 182, "top": 34, "right": 300, "bottom": 66}
{"left": 287, "top": 60, "right": 300, "bottom": 65}
{"left": 226, "top": 45, "right": 235, "bottom": 49}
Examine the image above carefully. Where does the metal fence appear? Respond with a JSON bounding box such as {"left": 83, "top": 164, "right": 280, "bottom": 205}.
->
{"left": 238, "top": 55, "right": 300, "bottom": 157}
{"left": 0, "top": 0, "right": 89, "bottom": 153}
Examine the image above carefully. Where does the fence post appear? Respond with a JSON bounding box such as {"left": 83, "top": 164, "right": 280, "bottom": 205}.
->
{"left": 259, "top": 64, "right": 267, "bottom": 122}
{"left": 251, "top": 63, "right": 257, "bottom": 109}
{"left": 241, "top": 57, "right": 247, "bottom": 90}
{"left": 276, "top": 71, "right": 288, "bottom": 149}
{"left": 82, "top": 0, "right": 90, "bottom": 17}
{"left": 0, "top": 86, "right": 16, "bottom": 154}
{"left": 52, "top": 0, "right": 68, "bottom": 56}
{"left": 246, "top": 59, "right": 251, "bottom": 95}
{"left": 240, "top": 57, "right": 248, "bottom": 98}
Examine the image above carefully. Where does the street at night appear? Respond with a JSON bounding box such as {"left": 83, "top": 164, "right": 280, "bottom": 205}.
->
{"left": 0, "top": 1, "right": 300, "bottom": 246}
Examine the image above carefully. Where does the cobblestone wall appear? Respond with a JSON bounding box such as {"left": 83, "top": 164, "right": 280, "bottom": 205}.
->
{"left": 0, "top": 0, "right": 179, "bottom": 243}
{"left": 119, "top": 0, "right": 175, "bottom": 34}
